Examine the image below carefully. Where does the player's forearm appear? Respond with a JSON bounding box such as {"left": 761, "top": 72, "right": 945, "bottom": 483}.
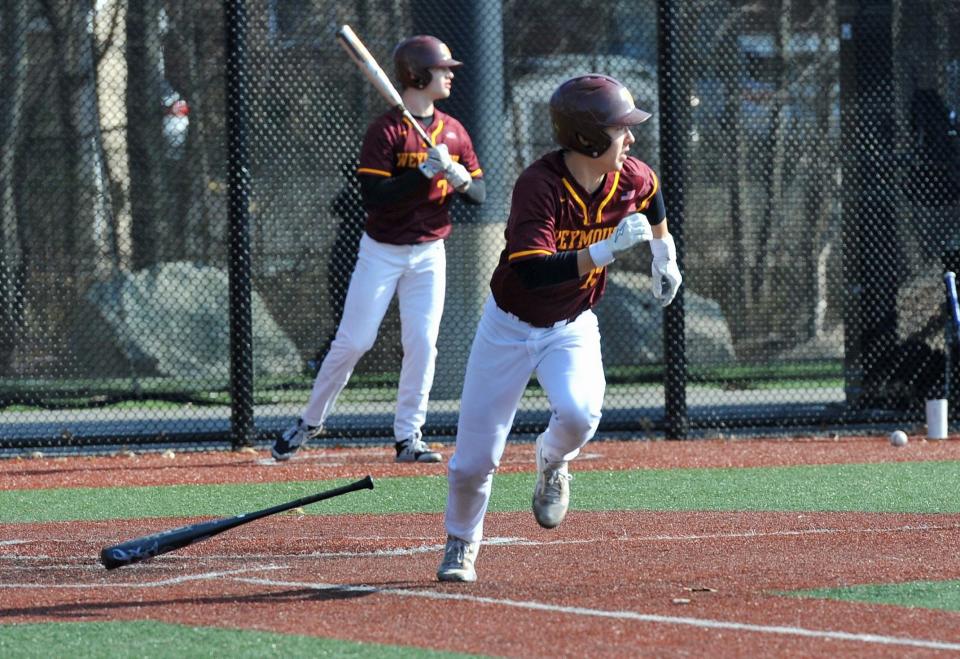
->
{"left": 577, "top": 249, "right": 596, "bottom": 276}
{"left": 652, "top": 218, "right": 669, "bottom": 239}
{"left": 359, "top": 171, "right": 428, "bottom": 208}
{"left": 460, "top": 178, "right": 485, "bottom": 205}
{"left": 512, "top": 252, "right": 580, "bottom": 288}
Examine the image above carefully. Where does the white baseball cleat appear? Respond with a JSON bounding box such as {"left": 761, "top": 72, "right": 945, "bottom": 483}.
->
{"left": 532, "top": 434, "right": 571, "bottom": 529}
{"left": 394, "top": 435, "right": 442, "bottom": 463}
{"left": 437, "top": 535, "right": 479, "bottom": 582}
{"left": 272, "top": 419, "right": 322, "bottom": 461}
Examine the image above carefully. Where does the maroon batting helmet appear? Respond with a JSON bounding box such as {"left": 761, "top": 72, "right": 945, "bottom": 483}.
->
{"left": 550, "top": 74, "right": 651, "bottom": 158}
{"left": 393, "top": 35, "right": 462, "bottom": 89}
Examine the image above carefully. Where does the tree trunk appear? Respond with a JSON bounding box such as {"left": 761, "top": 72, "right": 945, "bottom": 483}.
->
{"left": 46, "top": 0, "right": 119, "bottom": 285}
{"left": 126, "top": 0, "right": 167, "bottom": 270}
{"left": 716, "top": 3, "right": 747, "bottom": 348}
{"left": 807, "top": 1, "right": 840, "bottom": 340}
{"left": 168, "top": 0, "right": 214, "bottom": 261}
{"left": 753, "top": 0, "right": 791, "bottom": 310}
{"left": 0, "top": 0, "right": 29, "bottom": 373}
{"left": 94, "top": 0, "right": 133, "bottom": 271}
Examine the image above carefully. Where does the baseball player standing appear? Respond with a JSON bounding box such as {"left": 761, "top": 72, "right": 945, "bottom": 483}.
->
{"left": 273, "top": 35, "right": 485, "bottom": 463}
{"left": 437, "top": 74, "right": 681, "bottom": 581}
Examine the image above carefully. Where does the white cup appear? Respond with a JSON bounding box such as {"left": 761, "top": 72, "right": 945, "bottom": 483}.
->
{"left": 925, "top": 399, "right": 948, "bottom": 440}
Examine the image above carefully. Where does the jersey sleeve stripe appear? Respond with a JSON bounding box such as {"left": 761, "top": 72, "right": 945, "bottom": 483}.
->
{"left": 561, "top": 178, "right": 590, "bottom": 226}
{"left": 508, "top": 248, "right": 554, "bottom": 261}
{"left": 470, "top": 168, "right": 483, "bottom": 177}
{"left": 636, "top": 171, "right": 660, "bottom": 212}
{"left": 357, "top": 167, "right": 392, "bottom": 177}
{"left": 595, "top": 171, "right": 621, "bottom": 224}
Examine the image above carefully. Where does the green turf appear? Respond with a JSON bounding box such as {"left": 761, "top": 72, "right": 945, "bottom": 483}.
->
{"left": 2, "top": 460, "right": 959, "bottom": 523}
{"left": 784, "top": 579, "right": 960, "bottom": 611}
{"left": 0, "top": 621, "right": 476, "bottom": 658}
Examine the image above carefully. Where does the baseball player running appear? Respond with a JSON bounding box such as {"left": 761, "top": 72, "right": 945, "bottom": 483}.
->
{"left": 273, "top": 35, "right": 485, "bottom": 463}
{"left": 437, "top": 74, "right": 681, "bottom": 581}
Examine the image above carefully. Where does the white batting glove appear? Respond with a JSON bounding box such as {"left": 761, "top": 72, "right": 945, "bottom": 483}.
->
{"left": 650, "top": 234, "right": 682, "bottom": 306}
{"left": 418, "top": 144, "right": 452, "bottom": 179}
{"left": 587, "top": 213, "right": 653, "bottom": 268}
{"left": 445, "top": 161, "right": 472, "bottom": 190}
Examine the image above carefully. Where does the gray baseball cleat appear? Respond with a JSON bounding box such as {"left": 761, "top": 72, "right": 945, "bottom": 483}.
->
{"left": 394, "top": 435, "right": 442, "bottom": 463}
{"left": 272, "top": 419, "right": 322, "bottom": 461}
{"left": 532, "top": 434, "right": 572, "bottom": 529}
{"left": 437, "top": 535, "right": 479, "bottom": 582}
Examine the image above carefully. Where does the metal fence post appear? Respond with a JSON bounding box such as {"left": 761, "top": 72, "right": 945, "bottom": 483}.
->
{"left": 225, "top": 0, "right": 255, "bottom": 448}
{"left": 657, "top": 0, "right": 689, "bottom": 439}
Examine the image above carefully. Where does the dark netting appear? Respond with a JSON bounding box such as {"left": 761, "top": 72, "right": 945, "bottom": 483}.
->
{"left": 1, "top": 0, "right": 959, "bottom": 453}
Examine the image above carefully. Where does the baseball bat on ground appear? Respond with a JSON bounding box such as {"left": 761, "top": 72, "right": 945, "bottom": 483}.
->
{"left": 335, "top": 24, "right": 434, "bottom": 146}
{"left": 100, "top": 475, "right": 374, "bottom": 569}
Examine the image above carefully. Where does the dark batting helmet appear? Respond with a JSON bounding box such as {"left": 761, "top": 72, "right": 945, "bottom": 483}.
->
{"left": 549, "top": 74, "right": 651, "bottom": 158}
{"left": 393, "top": 35, "right": 462, "bottom": 89}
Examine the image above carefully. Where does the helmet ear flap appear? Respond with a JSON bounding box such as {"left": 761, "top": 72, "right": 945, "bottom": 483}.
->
{"left": 572, "top": 129, "right": 612, "bottom": 159}
{"left": 404, "top": 65, "right": 429, "bottom": 89}
{"left": 574, "top": 133, "right": 599, "bottom": 157}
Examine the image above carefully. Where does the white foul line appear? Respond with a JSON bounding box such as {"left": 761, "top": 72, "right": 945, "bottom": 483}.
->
{"left": 232, "top": 576, "right": 960, "bottom": 652}
{"left": 0, "top": 565, "right": 285, "bottom": 588}
{"left": 2, "top": 523, "right": 958, "bottom": 564}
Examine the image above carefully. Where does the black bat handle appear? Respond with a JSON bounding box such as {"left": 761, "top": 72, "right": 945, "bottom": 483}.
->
{"left": 266, "top": 475, "right": 374, "bottom": 516}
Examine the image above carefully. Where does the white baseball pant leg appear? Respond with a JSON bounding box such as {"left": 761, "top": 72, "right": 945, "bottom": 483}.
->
{"left": 445, "top": 296, "right": 605, "bottom": 543}
{"left": 394, "top": 238, "right": 445, "bottom": 440}
{"left": 301, "top": 234, "right": 444, "bottom": 442}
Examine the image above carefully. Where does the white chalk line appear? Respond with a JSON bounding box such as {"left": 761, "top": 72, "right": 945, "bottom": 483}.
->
{"left": 1, "top": 528, "right": 959, "bottom": 651}
{"left": 1, "top": 523, "right": 959, "bottom": 563}
{"left": 232, "top": 576, "right": 960, "bottom": 652}
{"left": 0, "top": 565, "right": 286, "bottom": 588}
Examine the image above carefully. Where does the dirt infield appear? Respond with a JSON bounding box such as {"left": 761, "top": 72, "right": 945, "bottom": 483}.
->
{"left": 4, "top": 434, "right": 960, "bottom": 490}
{"left": 3, "top": 437, "right": 960, "bottom": 656}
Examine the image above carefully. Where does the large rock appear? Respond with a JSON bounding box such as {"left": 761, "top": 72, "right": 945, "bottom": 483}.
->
{"left": 73, "top": 262, "right": 299, "bottom": 379}
{"left": 595, "top": 270, "right": 735, "bottom": 366}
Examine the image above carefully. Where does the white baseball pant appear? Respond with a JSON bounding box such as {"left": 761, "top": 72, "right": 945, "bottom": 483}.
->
{"left": 301, "top": 232, "right": 445, "bottom": 441}
{"left": 444, "top": 295, "right": 605, "bottom": 543}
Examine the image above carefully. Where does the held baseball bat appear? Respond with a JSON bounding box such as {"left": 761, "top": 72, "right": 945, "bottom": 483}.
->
{"left": 335, "top": 24, "right": 434, "bottom": 146}
{"left": 945, "top": 271, "right": 960, "bottom": 349}
{"left": 99, "top": 475, "right": 374, "bottom": 569}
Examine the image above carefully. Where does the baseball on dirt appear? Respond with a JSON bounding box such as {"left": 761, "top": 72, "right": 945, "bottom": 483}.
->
{"left": 889, "top": 430, "right": 908, "bottom": 447}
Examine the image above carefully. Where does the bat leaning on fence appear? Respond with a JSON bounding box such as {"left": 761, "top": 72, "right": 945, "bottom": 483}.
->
{"left": 335, "top": 24, "right": 435, "bottom": 146}
{"left": 99, "top": 475, "right": 374, "bottom": 569}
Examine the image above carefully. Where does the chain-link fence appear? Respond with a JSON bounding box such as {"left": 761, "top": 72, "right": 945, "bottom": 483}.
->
{"left": 2, "top": 0, "right": 959, "bottom": 452}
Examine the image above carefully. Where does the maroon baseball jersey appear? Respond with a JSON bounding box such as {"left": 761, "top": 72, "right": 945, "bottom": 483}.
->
{"left": 356, "top": 108, "right": 482, "bottom": 245}
{"left": 490, "top": 151, "right": 660, "bottom": 327}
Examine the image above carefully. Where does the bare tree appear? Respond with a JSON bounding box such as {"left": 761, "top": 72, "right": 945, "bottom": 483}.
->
{"left": 125, "top": 0, "right": 167, "bottom": 269}
{"left": 40, "top": 0, "right": 120, "bottom": 283}
{"left": 165, "top": 0, "right": 218, "bottom": 261}
{"left": 94, "top": 0, "right": 133, "bottom": 271}
{"left": 0, "top": 0, "right": 29, "bottom": 373}
{"left": 752, "top": 0, "right": 791, "bottom": 305}
{"left": 802, "top": 1, "right": 839, "bottom": 341}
